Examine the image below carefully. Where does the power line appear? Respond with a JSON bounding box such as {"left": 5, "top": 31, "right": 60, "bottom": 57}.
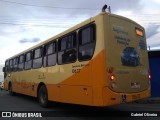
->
{"left": 0, "top": 22, "right": 70, "bottom": 28}
{"left": 0, "top": 0, "right": 100, "bottom": 10}
{"left": 0, "top": 22, "right": 160, "bottom": 29}
{"left": 0, "top": 19, "right": 160, "bottom": 27}
{"left": 1, "top": 20, "right": 160, "bottom": 26}
{"left": 0, "top": 19, "right": 87, "bottom": 24}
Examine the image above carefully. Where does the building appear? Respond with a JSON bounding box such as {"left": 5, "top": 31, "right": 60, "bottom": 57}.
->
{"left": 148, "top": 50, "right": 160, "bottom": 97}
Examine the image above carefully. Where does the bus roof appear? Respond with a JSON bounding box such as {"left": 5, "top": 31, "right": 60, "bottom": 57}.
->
{"left": 109, "top": 13, "right": 144, "bottom": 29}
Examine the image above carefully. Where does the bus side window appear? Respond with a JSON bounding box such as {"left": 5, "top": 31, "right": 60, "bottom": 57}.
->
{"left": 24, "top": 51, "right": 32, "bottom": 70}
{"left": 47, "top": 41, "right": 57, "bottom": 66}
{"left": 5, "top": 61, "right": 9, "bottom": 72}
{"left": 78, "top": 24, "right": 96, "bottom": 61}
{"left": 13, "top": 57, "right": 18, "bottom": 72}
{"left": 4, "top": 61, "right": 9, "bottom": 78}
{"left": 33, "top": 47, "right": 42, "bottom": 69}
{"left": 9, "top": 59, "right": 13, "bottom": 72}
{"left": 43, "top": 41, "right": 57, "bottom": 67}
{"left": 58, "top": 32, "right": 77, "bottom": 64}
{"left": 43, "top": 45, "right": 47, "bottom": 67}
{"left": 18, "top": 55, "right": 24, "bottom": 71}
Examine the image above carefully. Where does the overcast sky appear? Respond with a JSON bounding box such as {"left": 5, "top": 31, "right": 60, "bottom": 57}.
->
{"left": 0, "top": 0, "right": 160, "bottom": 81}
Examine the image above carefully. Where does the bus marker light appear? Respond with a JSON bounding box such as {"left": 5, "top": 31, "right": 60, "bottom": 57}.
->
{"left": 136, "top": 28, "right": 143, "bottom": 36}
{"left": 148, "top": 69, "right": 151, "bottom": 79}
{"left": 148, "top": 75, "right": 151, "bottom": 79}
{"left": 110, "top": 75, "right": 115, "bottom": 81}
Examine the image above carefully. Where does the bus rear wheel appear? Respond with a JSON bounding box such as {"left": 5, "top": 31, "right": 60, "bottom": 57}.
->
{"left": 8, "top": 83, "right": 15, "bottom": 96}
{"left": 38, "top": 85, "right": 48, "bottom": 108}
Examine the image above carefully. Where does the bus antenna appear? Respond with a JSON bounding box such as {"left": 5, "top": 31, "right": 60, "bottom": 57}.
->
{"left": 102, "top": 4, "right": 111, "bottom": 13}
{"left": 102, "top": 4, "right": 107, "bottom": 12}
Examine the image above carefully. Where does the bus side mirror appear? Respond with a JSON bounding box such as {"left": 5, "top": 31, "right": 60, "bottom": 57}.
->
{"left": 2, "top": 67, "right": 5, "bottom": 72}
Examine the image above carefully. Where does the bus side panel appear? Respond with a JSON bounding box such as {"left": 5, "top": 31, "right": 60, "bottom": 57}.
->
{"left": 46, "top": 50, "right": 106, "bottom": 106}
{"left": 47, "top": 84, "right": 60, "bottom": 101}
{"left": 89, "top": 14, "right": 108, "bottom": 106}
{"left": 46, "top": 51, "right": 106, "bottom": 106}
{"left": 45, "top": 59, "right": 93, "bottom": 105}
{"left": 9, "top": 71, "right": 38, "bottom": 97}
{"left": 47, "top": 84, "right": 93, "bottom": 105}
{"left": 47, "top": 61, "right": 93, "bottom": 105}
{"left": 4, "top": 81, "right": 8, "bottom": 91}
{"left": 91, "top": 50, "right": 107, "bottom": 106}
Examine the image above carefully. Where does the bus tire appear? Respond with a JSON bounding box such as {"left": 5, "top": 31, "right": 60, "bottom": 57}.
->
{"left": 38, "top": 85, "right": 48, "bottom": 108}
{"left": 8, "top": 83, "right": 15, "bottom": 96}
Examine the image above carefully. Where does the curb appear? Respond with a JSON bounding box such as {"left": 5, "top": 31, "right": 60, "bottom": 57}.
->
{"left": 133, "top": 97, "right": 160, "bottom": 104}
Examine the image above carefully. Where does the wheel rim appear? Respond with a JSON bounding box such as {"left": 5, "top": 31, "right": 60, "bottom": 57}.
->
{"left": 9, "top": 84, "right": 12, "bottom": 93}
{"left": 40, "top": 89, "right": 47, "bottom": 103}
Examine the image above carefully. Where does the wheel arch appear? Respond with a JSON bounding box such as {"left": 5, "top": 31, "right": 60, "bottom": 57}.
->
{"left": 37, "top": 82, "right": 47, "bottom": 97}
{"left": 8, "top": 81, "right": 11, "bottom": 90}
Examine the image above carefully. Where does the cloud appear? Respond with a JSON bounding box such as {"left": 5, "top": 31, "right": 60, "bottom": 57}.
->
{"left": 107, "top": 0, "right": 143, "bottom": 12}
{"left": 0, "top": 26, "right": 26, "bottom": 36}
{"left": 152, "top": 0, "right": 160, "bottom": 4}
{"left": 0, "top": 0, "right": 144, "bottom": 18}
{"left": 19, "top": 38, "right": 41, "bottom": 44}
{"left": 152, "top": 44, "right": 160, "bottom": 47}
{"left": 146, "top": 24, "right": 160, "bottom": 39}
{"left": 0, "top": 0, "right": 159, "bottom": 52}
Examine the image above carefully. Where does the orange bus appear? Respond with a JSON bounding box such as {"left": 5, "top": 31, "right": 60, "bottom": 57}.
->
{"left": 3, "top": 5, "right": 150, "bottom": 107}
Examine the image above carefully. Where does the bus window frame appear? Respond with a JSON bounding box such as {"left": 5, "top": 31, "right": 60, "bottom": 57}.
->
{"left": 3, "top": 60, "right": 9, "bottom": 78}
{"left": 57, "top": 31, "right": 77, "bottom": 65}
{"left": 5, "top": 60, "right": 9, "bottom": 72}
{"left": 9, "top": 59, "right": 13, "bottom": 72}
{"left": 32, "top": 46, "right": 43, "bottom": 69}
{"left": 78, "top": 23, "right": 96, "bottom": 62}
{"left": 43, "top": 40, "right": 57, "bottom": 67}
{"left": 18, "top": 54, "right": 25, "bottom": 71}
{"left": 13, "top": 57, "right": 18, "bottom": 72}
{"left": 24, "top": 51, "right": 33, "bottom": 70}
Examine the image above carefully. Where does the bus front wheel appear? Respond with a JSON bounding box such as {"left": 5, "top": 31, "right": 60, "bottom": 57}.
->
{"left": 38, "top": 85, "right": 48, "bottom": 108}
